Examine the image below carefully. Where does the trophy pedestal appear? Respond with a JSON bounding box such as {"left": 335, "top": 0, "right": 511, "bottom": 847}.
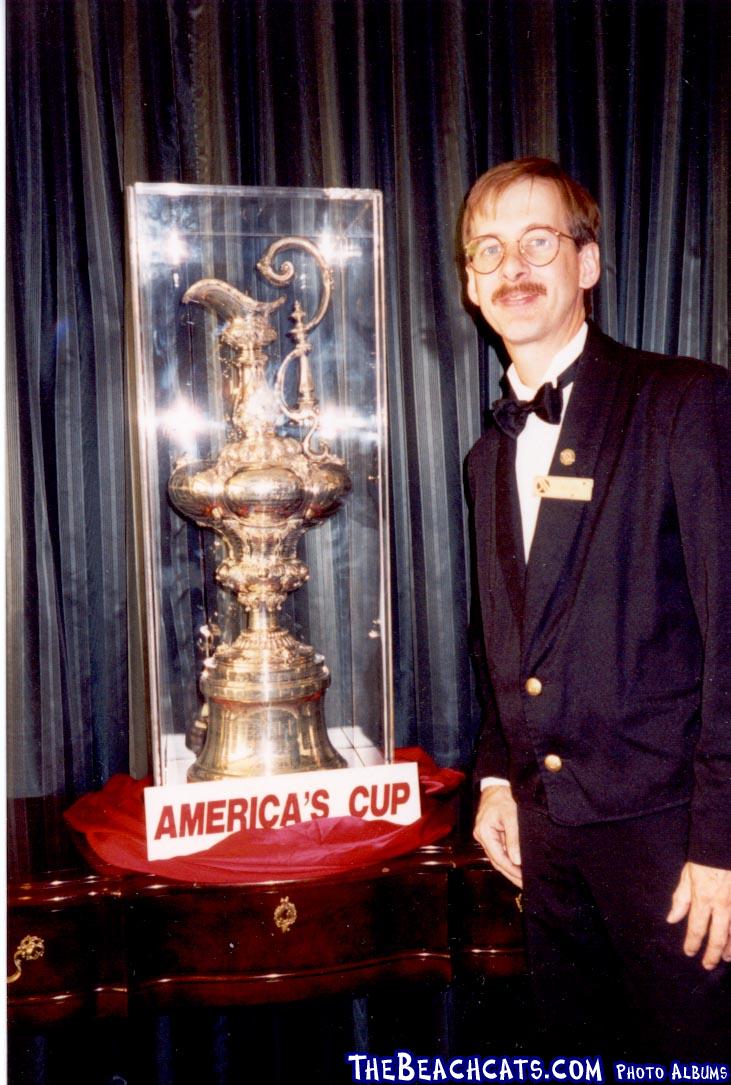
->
{"left": 188, "top": 632, "right": 347, "bottom": 781}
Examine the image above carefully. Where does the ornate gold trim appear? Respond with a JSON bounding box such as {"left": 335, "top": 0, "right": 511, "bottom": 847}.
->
{"left": 7, "top": 934, "right": 45, "bottom": 984}
{"left": 273, "top": 896, "right": 297, "bottom": 933}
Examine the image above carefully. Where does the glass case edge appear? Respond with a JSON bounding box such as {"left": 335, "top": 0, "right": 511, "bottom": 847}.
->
{"left": 125, "top": 184, "right": 165, "bottom": 785}
{"left": 372, "top": 192, "right": 396, "bottom": 764}
{"left": 127, "top": 181, "right": 383, "bottom": 201}
{"left": 124, "top": 183, "right": 392, "bottom": 777}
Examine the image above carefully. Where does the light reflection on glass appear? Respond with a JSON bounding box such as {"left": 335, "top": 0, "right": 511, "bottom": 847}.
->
{"left": 164, "top": 228, "right": 189, "bottom": 267}
{"left": 153, "top": 399, "right": 225, "bottom": 452}
{"left": 315, "top": 231, "right": 363, "bottom": 266}
{"left": 317, "top": 404, "right": 377, "bottom": 443}
{"left": 137, "top": 221, "right": 190, "bottom": 281}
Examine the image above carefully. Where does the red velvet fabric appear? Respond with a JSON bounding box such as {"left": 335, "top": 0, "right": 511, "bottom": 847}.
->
{"left": 64, "top": 749, "right": 463, "bottom": 884}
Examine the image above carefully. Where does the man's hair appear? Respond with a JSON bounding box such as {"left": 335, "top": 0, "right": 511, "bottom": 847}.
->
{"left": 462, "top": 158, "right": 600, "bottom": 249}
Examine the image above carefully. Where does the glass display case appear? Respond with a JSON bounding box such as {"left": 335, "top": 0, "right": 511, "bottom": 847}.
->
{"left": 126, "top": 184, "right": 392, "bottom": 786}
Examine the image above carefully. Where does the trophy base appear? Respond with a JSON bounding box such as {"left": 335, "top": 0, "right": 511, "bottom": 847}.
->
{"left": 187, "top": 641, "right": 347, "bottom": 780}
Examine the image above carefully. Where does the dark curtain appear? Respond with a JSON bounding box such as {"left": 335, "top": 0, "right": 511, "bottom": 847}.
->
{"left": 6, "top": 0, "right": 729, "bottom": 882}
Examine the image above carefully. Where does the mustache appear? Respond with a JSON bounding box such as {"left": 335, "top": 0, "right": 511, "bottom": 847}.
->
{"left": 491, "top": 283, "right": 547, "bottom": 303}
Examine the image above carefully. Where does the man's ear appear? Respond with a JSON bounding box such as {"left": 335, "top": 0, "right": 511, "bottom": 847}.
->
{"left": 465, "top": 265, "right": 479, "bottom": 307}
{"left": 578, "top": 242, "right": 601, "bottom": 290}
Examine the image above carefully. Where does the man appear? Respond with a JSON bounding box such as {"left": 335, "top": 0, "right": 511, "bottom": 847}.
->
{"left": 463, "top": 158, "right": 731, "bottom": 1059}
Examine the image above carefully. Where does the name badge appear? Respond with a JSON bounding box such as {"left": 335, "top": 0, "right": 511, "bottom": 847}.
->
{"left": 533, "top": 475, "right": 594, "bottom": 502}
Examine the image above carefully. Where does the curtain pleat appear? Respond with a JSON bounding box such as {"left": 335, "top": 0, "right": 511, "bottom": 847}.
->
{"left": 6, "top": 0, "right": 730, "bottom": 878}
{"left": 7, "top": 0, "right": 129, "bottom": 872}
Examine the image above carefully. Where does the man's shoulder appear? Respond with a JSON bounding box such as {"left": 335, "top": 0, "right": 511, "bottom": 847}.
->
{"left": 587, "top": 322, "right": 728, "bottom": 390}
{"left": 464, "top": 425, "right": 500, "bottom": 501}
{"left": 465, "top": 426, "right": 497, "bottom": 470}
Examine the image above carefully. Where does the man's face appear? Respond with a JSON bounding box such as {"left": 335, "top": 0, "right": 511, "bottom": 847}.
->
{"left": 465, "top": 178, "right": 600, "bottom": 361}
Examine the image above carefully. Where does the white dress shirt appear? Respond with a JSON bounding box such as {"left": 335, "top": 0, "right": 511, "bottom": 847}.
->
{"left": 506, "top": 321, "right": 588, "bottom": 561}
{"left": 480, "top": 321, "right": 588, "bottom": 792}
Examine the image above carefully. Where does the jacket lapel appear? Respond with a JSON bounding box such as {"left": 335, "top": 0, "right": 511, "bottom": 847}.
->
{"left": 522, "top": 325, "right": 630, "bottom": 655}
{"left": 496, "top": 430, "right": 527, "bottom": 630}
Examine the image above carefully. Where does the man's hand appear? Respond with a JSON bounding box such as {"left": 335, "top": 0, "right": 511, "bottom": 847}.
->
{"left": 473, "top": 785, "right": 523, "bottom": 888}
{"left": 667, "top": 861, "right": 731, "bottom": 969}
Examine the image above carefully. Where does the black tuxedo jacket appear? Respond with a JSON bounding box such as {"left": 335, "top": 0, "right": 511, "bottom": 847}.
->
{"left": 465, "top": 322, "right": 731, "bottom": 869}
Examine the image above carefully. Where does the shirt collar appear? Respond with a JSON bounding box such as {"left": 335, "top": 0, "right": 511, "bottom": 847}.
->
{"left": 506, "top": 322, "right": 588, "bottom": 400}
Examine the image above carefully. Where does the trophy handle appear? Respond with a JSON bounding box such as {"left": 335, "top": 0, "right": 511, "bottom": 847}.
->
{"left": 256, "top": 237, "right": 333, "bottom": 334}
{"left": 260, "top": 240, "right": 336, "bottom": 459}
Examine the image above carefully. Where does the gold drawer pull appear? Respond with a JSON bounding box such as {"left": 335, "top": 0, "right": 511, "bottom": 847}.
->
{"left": 7, "top": 934, "right": 45, "bottom": 984}
{"left": 273, "top": 896, "right": 297, "bottom": 933}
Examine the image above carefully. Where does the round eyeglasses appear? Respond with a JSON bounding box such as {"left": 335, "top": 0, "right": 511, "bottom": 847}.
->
{"left": 464, "top": 226, "right": 578, "bottom": 275}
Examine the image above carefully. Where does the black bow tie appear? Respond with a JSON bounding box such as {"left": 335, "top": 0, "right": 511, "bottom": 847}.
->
{"left": 491, "top": 359, "right": 580, "bottom": 439}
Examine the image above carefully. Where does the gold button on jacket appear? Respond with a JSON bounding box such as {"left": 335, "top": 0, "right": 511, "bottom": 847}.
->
{"left": 544, "top": 754, "right": 563, "bottom": 772}
{"left": 525, "top": 676, "right": 543, "bottom": 696}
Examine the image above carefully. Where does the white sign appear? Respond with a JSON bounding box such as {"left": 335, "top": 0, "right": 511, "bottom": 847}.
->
{"left": 144, "top": 762, "right": 422, "bottom": 861}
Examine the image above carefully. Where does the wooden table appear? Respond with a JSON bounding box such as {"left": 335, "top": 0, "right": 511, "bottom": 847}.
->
{"left": 7, "top": 843, "right": 525, "bottom": 1027}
